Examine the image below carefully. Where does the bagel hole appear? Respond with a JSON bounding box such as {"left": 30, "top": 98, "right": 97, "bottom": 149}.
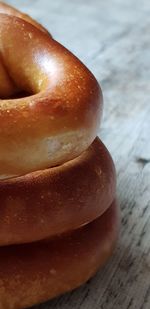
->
{"left": 8, "top": 90, "right": 32, "bottom": 99}
{"left": 0, "top": 90, "right": 33, "bottom": 100}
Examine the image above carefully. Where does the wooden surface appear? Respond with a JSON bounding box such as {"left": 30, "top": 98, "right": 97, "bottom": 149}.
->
{"left": 4, "top": 0, "right": 150, "bottom": 308}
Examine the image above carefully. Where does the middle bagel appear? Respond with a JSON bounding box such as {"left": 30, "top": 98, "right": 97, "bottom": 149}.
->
{"left": 0, "top": 138, "right": 116, "bottom": 246}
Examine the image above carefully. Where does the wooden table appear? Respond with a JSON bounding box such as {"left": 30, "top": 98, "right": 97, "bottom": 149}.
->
{"left": 4, "top": 0, "right": 150, "bottom": 308}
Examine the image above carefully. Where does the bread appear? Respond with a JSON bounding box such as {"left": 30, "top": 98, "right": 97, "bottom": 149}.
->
{"left": 0, "top": 3, "right": 119, "bottom": 308}
{"left": 0, "top": 10, "right": 102, "bottom": 179}
{"left": 0, "top": 201, "right": 119, "bottom": 309}
{"left": 0, "top": 138, "right": 116, "bottom": 245}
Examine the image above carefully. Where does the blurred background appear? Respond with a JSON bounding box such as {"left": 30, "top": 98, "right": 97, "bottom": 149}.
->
{"left": 2, "top": 1, "right": 150, "bottom": 309}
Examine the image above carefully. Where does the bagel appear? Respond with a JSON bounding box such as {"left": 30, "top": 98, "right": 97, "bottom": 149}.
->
{"left": 0, "top": 3, "right": 119, "bottom": 308}
{"left": 0, "top": 10, "right": 102, "bottom": 180}
{"left": 0, "top": 201, "right": 119, "bottom": 309}
{"left": 0, "top": 138, "right": 116, "bottom": 246}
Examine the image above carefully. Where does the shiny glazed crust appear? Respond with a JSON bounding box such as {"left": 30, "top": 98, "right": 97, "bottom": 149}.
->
{"left": 0, "top": 6, "right": 102, "bottom": 179}
{"left": 0, "top": 3, "right": 119, "bottom": 308}
{"left": 0, "top": 201, "right": 119, "bottom": 309}
{"left": 0, "top": 138, "right": 116, "bottom": 245}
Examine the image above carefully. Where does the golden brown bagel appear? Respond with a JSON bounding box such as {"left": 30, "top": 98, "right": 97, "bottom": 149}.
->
{"left": 0, "top": 4, "right": 119, "bottom": 309}
{"left": 0, "top": 11, "right": 102, "bottom": 180}
{"left": 0, "top": 201, "right": 119, "bottom": 309}
{"left": 0, "top": 138, "right": 116, "bottom": 246}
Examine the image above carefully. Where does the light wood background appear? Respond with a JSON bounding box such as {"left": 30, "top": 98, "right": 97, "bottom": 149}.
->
{"left": 3, "top": 0, "right": 150, "bottom": 308}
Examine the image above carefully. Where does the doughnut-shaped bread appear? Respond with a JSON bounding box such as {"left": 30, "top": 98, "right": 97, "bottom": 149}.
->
{"left": 0, "top": 201, "right": 119, "bottom": 309}
{"left": 0, "top": 4, "right": 119, "bottom": 309}
{"left": 0, "top": 138, "right": 116, "bottom": 245}
{"left": 0, "top": 11, "right": 102, "bottom": 180}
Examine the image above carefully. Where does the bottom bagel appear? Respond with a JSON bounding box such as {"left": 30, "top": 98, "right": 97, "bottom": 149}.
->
{"left": 0, "top": 200, "right": 119, "bottom": 309}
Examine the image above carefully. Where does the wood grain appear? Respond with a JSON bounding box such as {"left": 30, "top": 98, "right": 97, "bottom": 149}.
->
{"left": 3, "top": 0, "right": 150, "bottom": 308}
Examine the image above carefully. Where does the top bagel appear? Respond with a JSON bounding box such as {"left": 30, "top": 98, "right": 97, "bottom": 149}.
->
{"left": 0, "top": 6, "right": 102, "bottom": 180}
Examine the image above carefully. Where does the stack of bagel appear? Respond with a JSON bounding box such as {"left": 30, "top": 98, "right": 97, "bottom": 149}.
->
{"left": 0, "top": 2, "right": 119, "bottom": 308}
